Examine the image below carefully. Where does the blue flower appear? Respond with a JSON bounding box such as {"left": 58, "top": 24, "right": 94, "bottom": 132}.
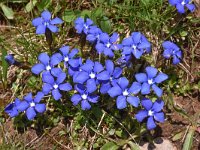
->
{"left": 86, "top": 26, "right": 102, "bottom": 43}
{"left": 122, "top": 32, "right": 151, "bottom": 59}
{"left": 5, "top": 54, "right": 16, "bottom": 65}
{"left": 108, "top": 77, "right": 141, "bottom": 109}
{"left": 74, "top": 17, "right": 93, "bottom": 34}
{"left": 68, "top": 57, "right": 83, "bottom": 76}
{"left": 31, "top": 52, "right": 63, "bottom": 75}
{"left": 95, "top": 32, "right": 122, "bottom": 58}
{"left": 116, "top": 54, "right": 132, "bottom": 68}
{"left": 169, "top": 0, "right": 195, "bottom": 14}
{"left": 100, "top": 60, "right": 123, "bottom": 94}
{"left": 71, "top": 84, "right": 99, "bottom": 110}
{"left": 16, "top": 92, "right": 46, "bottom": 120}
{"left": 59, "top": 46, "right": 80, "bottom": 68}
{"left": 32, "top": 10, "right": 63, "bottom": 34}
{"left": 42, "top": 72, "right": 72, "bottom": 100}
{"left": 135, "top": 66, "right": 168, "bottom": 97}
{"left": 73, "top": 59, "right": 110, "bottom": 93}
{"left": 4, "top": 98, "right": 21, "bottom": 117}
{"left": 162, "top": 41, "right": 182, "bottom": 65}
{"left": 135, "top": 98, "right": 165, "bottom": 130}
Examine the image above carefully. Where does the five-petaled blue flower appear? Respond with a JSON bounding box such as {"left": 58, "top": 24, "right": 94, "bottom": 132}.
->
{"left": 108, "top": 77, "right": 141, "bottom": 109}
{"left": 135, "top": 98, "right": 165, "bottom": 130}
{"left": 16, "top": 92, "right": 46, "bottom": 120}
{"left": 4, "top": 98, "right": 21, "bottom": 117}
{"left": 162, "top": 41, "right": 182, "bottom": 65}
{"left": 42, "top": 72, "right": 72, "bottom": 100}
{"left": 31, "top": 52, "right": 63, "bottom": 76}
{"left": 32, "top": 10, "right": 63, "bottom": 34}
{"left": 135, "top": 66, "right": 168, "bottom": 97}
{"left": 73, "top": 59, "right": 110, "bottom": 93}
{"left": 95, "top": 32, "right": 122, "bottom": 58}
{"left": 169, "top": 0, "right": 195, "bottom": 14}
{"left": 74, "top": 17, "right": 93, "bottom": 34}
{"left": 100, "top": 60, "right": 122, "bottom": 94}
{"left": 59, "top": 46, "right": 80, "bottom": 68}
{"left": 71, "top": 84, "right": 99, "bottom": 110}
{"left": 122, "top": 32, "right": 151, "bottom": 59}
{"left": 86, "top": 26, "right": 102, "bottom": 43}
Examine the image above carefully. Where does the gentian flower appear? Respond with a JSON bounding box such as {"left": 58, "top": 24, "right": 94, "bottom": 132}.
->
{"left": 5, "top": 54, "right": 17, "bottom": 65}
{"left": 31, "top": 52, "right": 63, "bottom": 75}
{"left": 95, "top": 32, "right": 122, "bottom": 58}
{"left": 73, "top": 59, "right": 110, "bottom": 93}
{"left": 42, "top": 72, "right": 72, "bottom": 100}
{"left": 16, "top": 92, "right": 46, "bottom": 120}
{"left": 108, "top": 77, "right": 141, "bottom": 109}
{"left": 169, "top": 0, "right": 195, "bottom": 13}
{"left": 74, "top": 17, "right": 93, "bottom": 34}
{"left": 135, "top": 98, "right": 165, "bottom": 130}
{"left": 86, "top": 26, "right": 102, "bottom": 43}
{"left": 71, "top": 84, "right": 99, "bottom": 110}
{"left": 116, "top": 54, "right": 132, "bottom": 68}
{"left": 4, "top": 98, "right": 21, "bottom": 117}
{"left": 59, "top": 46, "right": 80, "bottom": 68}
{"left": 135, "top": 66, "right": 168, "bottom": 97}
{"left": 32, "top": 10, "right": 63, "bottom": 34}
{"left": 162, "top": 41, "right": 182, "bottom": 65}
{"left": 68, "top": 57, "right": 83, "bottom": 76}
{"left": 100, "top": 60, "right": 122, "bottom": 94}
{"left": 122, "top": 32, "right": 151, "bottom": 59}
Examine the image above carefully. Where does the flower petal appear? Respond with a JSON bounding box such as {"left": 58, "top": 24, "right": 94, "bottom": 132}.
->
{"left": 50, "top": 53, "right": 63, "bottom": 66}
{"left": 135, "top": 73, "right": 147, "bottom": 83}
{"left": 163, "top": 49, "right": 172, "bottom": 59}
{"left": 135, "top": 110, "right": 148, "bottom": 122}
{"left": 105, "top": 60, "right": 114, "bottom": 74}
{"left": 42, "top": 73, "right": 54, "bottom": 84}
{"left": 94, "top": 62, "right": 104, "bottom": 73}
{"left": 56, "top": 72, "right": 66, "bottom": 84}
{"left": 52, "top": 89, "right": 62, "bottom": 100}
{"left": 69, "top": 48, "right": 79, "bottom": 58}
{"left": 68, "top": 59, "right": 80, "bottom": 68}
{"left": 133, "top": 49, "right": 143, "bottom": 59}
{"left": 97, "top": 71, "right": 110, "bottom": 81}
{"left": 50, "top": 17, "right": 63, "bottom": 24}
{"left": 41, "top": 10, "right": 51, "bottom": 20}
{"left": 35, "top": 104, "right": 46, "bottom": 113}
{"left": 34, "top": 92, "right": 44, "bottom": 103}
{"left": 110, "top": 32, "right": 119, "bottom": 43}
{"left": 116, "top": 95, "right": 127, "bottom": 109}
{"left": 16, "top": 101, "right": 29, "bottom": 112}
{"left": 88, "top": 95, "right": 99, "bottom": 103}
{"left": 74, "top": 84, "right": 86, "bottom": 94}
{"left": 154, "top": 73, "right": 168, "bottom": 84}
{"left": 48, "top": 25, "right": 58, "bottom": 33}
{"left": 26, "top": 107, "right": 36, "bottom": 120}
{"left": 24, "top": 93, "right": 33, "bottom": 102}
{"left": 131, "top": 32, "right": 142, "bottom": 44}
{"left": 141, "top": 82, "right": 151, "bottom": 95}
{"left": 176, "top": 3, "right": 185, "bottom": 14}
{"left": 145, "top": 66, "right": 158, "bottom": 78}
{"left": 141, "top": 98, "right": 153, "bottom": 110}
{"left": 36, "top": 25, "right": 46, "bottom": 34}
{"left": 117, "top": 77, "right": 129, "bottom": 90}
{"left": 152, "top": 100, "right": 164, "bottom": 112}
{"left": 42, "top": 83, "right": 53, "bottom": 95}
{"left": 86, "top": 78, "right": 97, "bottom": 93}
{"left": 127, "top": 96, "right": 140, "bottom": 107}
{"left": 32, "top": 17, "right": 43, "bottom": 26}
{"left": 51, "top": 68, "right": 63, "bottom": 77}
{"left": 172, "top": 55, "right": 180, "bottom": 65}
{"left": 152, "top": 84, "right": 163, "bottom": 97}
{"left": 73, "top": 71, "right": 89, "bottom": 84}
{"left": 71, "top": 94, "right": 82, "bottom": 105}
{"left": 186, "top": 4, "right": 195, "bottom": 12}
{"left": 100, "top": 82, "right": 111, "bottom": 94}
{"left": 108, "top": 85, "right": 122, "bottom": 97}
{"left": 147, "top": 116, "right": 156, "bottom": 130}
{"left": 38, "top": 53, "right": 50, "bottom": 66}
{"left": 59, "top": 83, "right": 72, "bottom": 91}
{"left": 113, "top": 67, "right": 122, "bottom": 78}
{"left": 81, "top": 100, "right": 91, "bottom": 110}
{"left": 129, "top": 82, "right": 141, "bottom": 94}
{"left": 104, "top": 48, "right": 114, "bottom": 58}
{"left": 154, "top": 112, "right": 165, "bottom": 123}
{"left": 31, "top": 63, "right": 45, "bottom": 75}
{"left": 95, "top": 43, "right": 104, "bottom": 53}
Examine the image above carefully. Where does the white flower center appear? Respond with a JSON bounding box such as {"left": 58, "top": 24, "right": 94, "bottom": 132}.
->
{"left": 110, "top": 77, "right": 113, "bottom": 81}
{"left": 148, "top": 110, "right": 154, "bottom": 116}
{"left": 148, "top": 79, "right": 154, "bottom": 85}
{"left": 44, "top": 22, "right": 49, "bottom": 26}
{"left": 123, "top": 89, "right": 129, "bottom": 96}
{"left": 132, "top": 44, "right": 137, "bottom": 50}
{"left": 106, "top": 42, "right": 111, "bottom": 48}
{"left": 181, "top": 1, "right": 185, "bottom": 5}
{"left": 53, "top": 84, "right": 58, "bottom": 89}
{"left": 30, "top": 102, "right": 35, "bottom": 107}
{"left": 89, "top": 72, "right": 96, "bottom": 79}
{"left": 81, "top": 94, "right": 87, "bottom": 100}
{"left": 64, "top": 56, "right": 69, "bottom": 62}
{"left": 46, "top": 65, "right": 51, "bottom": 71}
{"left": 84, "top": 24, "right": 88, "bottom": 29}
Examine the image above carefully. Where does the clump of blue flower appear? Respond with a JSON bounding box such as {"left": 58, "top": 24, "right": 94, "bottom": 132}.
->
{"left": 169, "top": 0, "right": 195, "bottom": 13}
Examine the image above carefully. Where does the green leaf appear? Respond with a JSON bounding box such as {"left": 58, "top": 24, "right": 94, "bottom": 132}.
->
{"left": 172, "top": 131, "right": 184, "bottom": 141}
{"left": 1, "top": 48, "right": 8, "bottom": 84}
{"left": 25, "top": 0, "right": 37, "bottom": 12}
{"left": 97, "top": 0, "right": 105, "bottom": 3}
{"left": 62, "top": 10, "right": 76, "bottom": 23}
{"left": 101, "top": 142, "right": 119, "bottom": 150}
{"left": 182, "top": 127, "right": 195, "bottom": 150}
{"left": 37, "top": 0, "right": 52, "bottom": 11}
{"left": 80, "top": 10, "right": 91, "bottom": 18}
{"left": 100, "top": 16, "right": 111, "bottom": 33}
{"left": 127, "top": 141, "right": 140, "bottom": 150}
{"left": 0, "top": 3, "right": 14, "bottom": 19}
